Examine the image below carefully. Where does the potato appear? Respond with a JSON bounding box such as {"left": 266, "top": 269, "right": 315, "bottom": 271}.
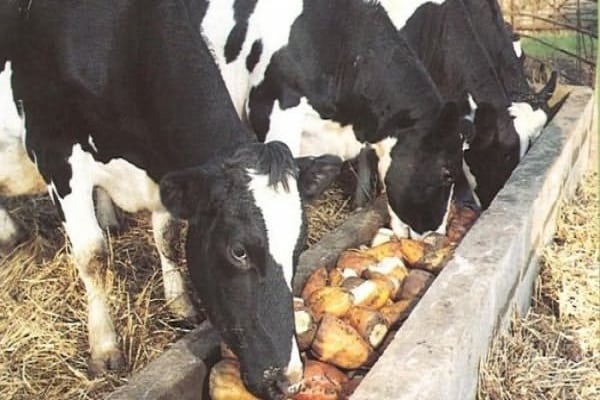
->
{"left": 349, "top": 278, "right": 392, "bottom": 310}
{"left": 336, "top": 250, "right": 378, "bottom": 275}
{"left": 446, "top": 203, "right": 480, "bottom": 243}
{"left": 302, "top": 266, "right": 329, "bottom": 300}
{"left": 379, "top": 300, "right": 412, "bottom": 328}
{"left": 209, "top": 359, "right": 258, "bottom": 400}
{"left": 363, "top": 241, "right": 404, "bottom": 261}
{"left": 396, "top": 238, "right": 427, "bottom": 266}
{"left": 344, "top": 307, "right": 389, "bottom": 348}
{"left": 329, "top": 267, "right": 358, "bottom": 287}
{"left": 363, "top": 257, "right": 408, "bottom": 300}
{"left": 399, "top": 269, "right": 434, "bottom": 300}
{"left": 340, "top": 276, "right": 366, "bottom": 291}
{"left": 413, "top": 245, "right": 452, "bottom": 273}
{"left": 294, "top": 302, "right": 317, "bottom": 351}
{"left": 307, "top": 287, "right": 353, "bottom": 320}
{"left": 291, "top": 359, "right": 349, "bottom": 400}
{"left": 370, "top": 227, "right": 395, "bottom": 247}
{"left": 311, "top": 314, "right": 372, "bottom": 369}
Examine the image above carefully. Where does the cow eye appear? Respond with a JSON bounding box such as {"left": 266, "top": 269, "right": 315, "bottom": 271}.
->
{"left": 229, "top": 243, "right": 248, "bottom": 263}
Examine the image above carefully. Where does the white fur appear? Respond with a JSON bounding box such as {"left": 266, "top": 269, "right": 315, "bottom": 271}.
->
{"left": 0, "top": 62, "right": 46, "bottom": 196}
{"left": 513, "top": 40, "right": 523, "bottom": 58}
{"left": 88, "top": 134, "right": 99, "bottom": 153}
{"left": 246, "top": 170, "right": 301, "bottom": 291}
{"left": 462, "top": 159, "right": 481, "bottom": 207}
{"left": 246, "top": 169, "right": 304, "bottom": 386}
{"left": 265, "top": 99, "right": 308, "bottom": 157}
{"left": 387, "top": 184, "right": 454, "bottom": 239}
{"left": 0, "top": 206, "right": 19, "bottom": 245}
{"left": 202, "top": 0, "right": 304, "bottom": 117}
{"left": 509, "top": 102, "right": 548, "bottom": 158}
{"left": 379, "top": 0, "right": 447, "bottom": 30}
{"left": 372, "top": 137, "right": 398, "bottom": 190}
{"left": 300, "top": 100, "right": 365, "bottom": 161}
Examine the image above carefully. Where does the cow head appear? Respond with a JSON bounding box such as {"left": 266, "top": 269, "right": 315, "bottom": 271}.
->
{"left": 160, "top": 141, "right": 339, "bottom": 399}
{"left": 376, "top": 102, "right": 462, "bottom": 238}
{"left": 462, "top": 103, "right": 520, "bottom": 209}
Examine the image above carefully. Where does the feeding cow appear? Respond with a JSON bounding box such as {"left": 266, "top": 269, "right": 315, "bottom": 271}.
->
{"left": 196, "top": 0, "right": 466, "bottom": 239}
{"left": 1, "top": 1, "right": 344, "bottom": 397}
{"left": 378, "top": 0, "right": 567, "bottom": 209}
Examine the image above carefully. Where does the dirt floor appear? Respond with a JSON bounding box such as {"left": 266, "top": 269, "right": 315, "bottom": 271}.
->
{"left": 0, "top": 185, "right": 351, "bottom": 400}
{"left": 478, "top": 168, "right": 599, "bottom": 400}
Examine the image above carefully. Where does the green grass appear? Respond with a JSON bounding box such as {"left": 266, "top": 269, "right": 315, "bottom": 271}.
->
{"left": 521, "top": 32, "right": 597, "bottom": 59}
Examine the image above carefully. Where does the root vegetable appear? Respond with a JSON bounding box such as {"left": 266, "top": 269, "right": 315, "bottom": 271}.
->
{"left": 363, "top": 241, "right": 404, "bottom": 261}
{"left": 344, "top": 307, "right": 389, "bottom": 348}
{"left": 446, "top": 203, "right": 480, "bottom": 243}
{"left": 307, "top": 287, "right": 353, "bottom": 320}
{"left": 363, "top": 257, "right": 408, "bottom": 300}
{"left": 302, "top": 267, "right": 328, "bottom": 300}
{"left": 414, "top": 245, "right": 452, "bottom": 273}
{"left": 370, "top": 227, "right": 395, "bottom": 247}
{"left": 209, "top": 359, "right": 258, "bottom": 400}
{"left": 340, "top": 276, "right": 365, "bottom": 291}
{"left": 311, "top": 315, "right": 372, "bottom": 369}
{"left": 379, "top": 300, "right": 412, "bottom": 327}
{"left": 399, "top": 269, "right": 434, "bottom": 300}
{"left": 396, "top": 238, "right": 427, "bottom": 266}
{"left": 291, "top": 359, "right": 349, "bottom": 400}
{"left": 336, "top": 250, "right": 377, "bottom": 275}
{"left": 349, "top": 278, "right": 391, "bottom": 310}
{"left": 220, "top": 342, "right": 237, "bottom": 360}
{"left": 295, "top": 302, "right": 317, "bottom": 351}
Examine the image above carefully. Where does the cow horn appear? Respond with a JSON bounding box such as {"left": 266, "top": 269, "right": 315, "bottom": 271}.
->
{"left": 536, "top": 70, "right": 558, "bottom": 103}
{"left": 544, "top": 91, "right": 570, "bottom": 126}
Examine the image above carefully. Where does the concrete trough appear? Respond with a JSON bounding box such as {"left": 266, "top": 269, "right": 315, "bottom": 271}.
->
{"left": 107, "top": 86, "right": 594, "bottom": 400}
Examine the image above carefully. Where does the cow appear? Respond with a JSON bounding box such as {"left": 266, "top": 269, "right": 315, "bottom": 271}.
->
{"left": 1, "top": 1, "right": 340, "bottom": 398}
{"left": 195, "top": 0, "right": 466, "bottom": 239}
{"left": 378, "top": 0, "right": 568, "bottom": 209}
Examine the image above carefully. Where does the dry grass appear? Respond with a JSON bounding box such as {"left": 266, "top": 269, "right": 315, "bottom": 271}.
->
{"left": 0, "top": 182, "right": 352, "bottom": 400}
{"left": 478, "top": 168, "right": 600, "bottom": 400}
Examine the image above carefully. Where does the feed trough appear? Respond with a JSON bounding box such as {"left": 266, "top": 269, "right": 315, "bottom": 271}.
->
{"left": 107, "top": 86, "right": 594, "bottom": 400}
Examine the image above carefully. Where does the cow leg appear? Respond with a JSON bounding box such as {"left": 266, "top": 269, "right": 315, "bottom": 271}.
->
{"left": 94, "top": 187, "right": 121, "bottom": 232}
{"left": 352, "top": 147, "right": 375, "bottom": 209}
{"left": 151, "top": 210, "right": 197, "bottom": 320}
{"left": 59, "top": 184, "right": 123, "bottom": 376}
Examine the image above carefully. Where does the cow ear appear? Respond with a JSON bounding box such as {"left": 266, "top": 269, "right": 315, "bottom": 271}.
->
{"left": 159, "top": 167, "right": 221, "bottom": 219}
{"left": 296, "top": 155, "right": 342, "bottom": 202}
{"left": 471, "top": 103, "right": 498, "bottom": 149}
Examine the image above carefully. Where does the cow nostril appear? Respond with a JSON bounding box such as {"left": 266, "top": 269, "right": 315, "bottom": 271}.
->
{"left": 276, "top": 376, "right": 300, "bottom": 396}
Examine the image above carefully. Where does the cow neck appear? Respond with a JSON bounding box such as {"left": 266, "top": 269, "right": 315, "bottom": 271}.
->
{"left": 331, "top": 0, "right": 441, "bottom": 143}
{"left": 136, "top": 0, "right": 253, "bottom": 170}
{"left": 462, "top": 0, "right": 532, "bottom": 102}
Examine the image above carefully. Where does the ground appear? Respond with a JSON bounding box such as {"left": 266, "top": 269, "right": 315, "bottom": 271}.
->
{"left": 478, "top": 168, "right": 599, "bottom": 400}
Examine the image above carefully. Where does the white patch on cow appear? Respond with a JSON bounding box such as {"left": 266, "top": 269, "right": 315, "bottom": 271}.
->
{"left": 465, "top": 93, "right": 477, "bottom": 122}
{"left": 387, "top": 184, "right": 454, "bottom": 239}
{"left": 462, "top": 159, "right": 481, "bottom": 207}
{"left": 299, "top": 98, "right": 365, "bottom": 161}
{"left": 47, "top": 181, "right": 60, "bottom": 204}
{"left": 265, "top": 99, "right": 308, "bottom": 157}
{"left": 372, "top": 137, "right": 398, "bottom": 190}
{"left": 0, "top": 62, "right": 46, "bottom": 196}
{"left": 285, "top": 338, "right": 303, "bottom": 388}
{"left": 509, "top": 102, "right": 548, "bottom": 158}
{"left": 152, "top": 211, "right": 196, "bottom": 319}
{"left": 513, "top": 40, "right": 523, "bottom": 58}
{"left": 379, "top": 0, "right": 447, "bottom": 30}
{"left": 0, "top": 206, "right": 19, "bottom": 245}
{"left": 247, "top": 170, "right": 302, "bottom": 292}
{"left": 202, "top": 0, "right": 304, "bottom": 117}
{"left": 88, "top": 134, "right": 99, "bottom": 153}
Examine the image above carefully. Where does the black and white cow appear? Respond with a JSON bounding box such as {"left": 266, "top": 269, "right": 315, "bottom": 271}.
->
{"left": 380, "top": 0, "right": 567, "bottom": 208}
{"left": 0, "top": 1, "right": 340, "bottom": 397}
{"left": 196, "top": 0, "right": 465, "bottom": 239}
{"left": 379, "top": 0, "right": 521, "bottom": 209}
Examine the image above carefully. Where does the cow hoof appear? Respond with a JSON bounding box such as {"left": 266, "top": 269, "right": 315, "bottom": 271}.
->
{"left": 87, "top": 349, "right": 125, "bottom": 378}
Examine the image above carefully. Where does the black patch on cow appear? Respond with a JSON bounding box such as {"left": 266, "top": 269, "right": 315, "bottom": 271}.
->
{"left": 184, "top": 0, "right": 209, "bottom": 29}
{"left": 246, "top": 39, "right": 262, "bottom": 72}
{"left": 225, "top": 0, "right": 258, "bottom": 63}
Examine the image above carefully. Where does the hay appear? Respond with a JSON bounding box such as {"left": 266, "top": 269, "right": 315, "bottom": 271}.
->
{"left": 0, "top": 179, "right": 352, "bottom": 399}
{"left": 0, "top": 196, "right": 195, "bottom": 400}
{"left": 478, "top": 168, "right": 600, "bottom": 400}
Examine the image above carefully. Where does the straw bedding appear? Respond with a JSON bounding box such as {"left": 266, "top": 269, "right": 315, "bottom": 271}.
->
{"left": 478, "top": 168, "right": 599, "bottom": 400}
{"left": 0, "top": 183, "right": 351, "bottom": 399}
